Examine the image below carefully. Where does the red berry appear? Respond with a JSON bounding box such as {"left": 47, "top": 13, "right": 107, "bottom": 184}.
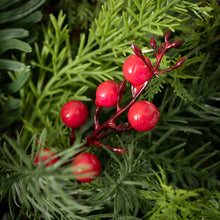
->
{"left": 95, "top": 80, "right": 119, "bottom": 107}
{"left": 61, "top": 100, "right": 88, "bottom": 128}
{"left": 128, "top": 101, "right": 160, "bottom": 131}
{"left": 72, "top": 152, "right": 101, "bottom": 183}
{"left": 34, "top": 148, "right": 58, "bottom": 166}
{"left": 123, "top": 55, "right": 153, "bottom": 86}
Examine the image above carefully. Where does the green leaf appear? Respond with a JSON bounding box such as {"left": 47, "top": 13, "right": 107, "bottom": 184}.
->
{"left": 1, "top": 67, "right": 30, "bottom": 93}
{"left": 0, "top": 0, "right": 46, "bottom": 24}
{"left": 10, "top": 11, "right": 43, "bottom": 29}
{"left": 0, "top": 0, "right": 20, "bottom": 11}
{"left": 0, "top": 59, "right": 25, "bottom": 71}
{"left": 0, "top": 28, "right": 29, "bottom": 40}
{"left": 0, "top": 39, "right": 32, "bottom": 55}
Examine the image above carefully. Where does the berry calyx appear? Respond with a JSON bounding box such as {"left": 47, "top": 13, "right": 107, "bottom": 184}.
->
{"left": 123, "top": 55, "right": 154, "bottom": 86}
{"left": 95, "top": 80, "right": 119, "bottom": 107}
{"left": 61, "top": 100, "right": 88, "bottom": 128}
{"left": 34, "top": 148, "right": 58, "bottom": 166}
{"left": 71, "top": 152, "right": 101, "bottom": 183}
{"left": 128, "top": 101, "right": 160, "bottom": 131}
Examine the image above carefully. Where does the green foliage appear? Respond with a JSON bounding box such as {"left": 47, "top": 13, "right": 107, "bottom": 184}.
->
{"left": 91, "top": 144, "right": 146, "bottom": 218}
{"left": 1, "top": 130, "right": 219, "bottom": 219}
{"left": 0, "top": 0, "right": 220, "bottom": 219}
{"left": 0, "top": 130, "right": 99, "bottom": 219}
{"left": 141, "top": 167, "right": 220, "bottom": 219}
{"left": 0, "top": 0, "right": 45, "bottom": 128}
{"left": 58, "top": 0, "right": 105, "bottom": 31}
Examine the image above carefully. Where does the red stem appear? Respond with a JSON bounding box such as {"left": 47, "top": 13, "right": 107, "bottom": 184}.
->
{"left": 154, "top": 43, "right": 168, "bottom": 71}
{"left": 70, "top": 128, "right": 76, "bottom": 145}
{"left": 117, "top": 79, "right": 127, "bottom": 111}
{"left": 94, "top": 106, "right": 102, "bottom": 130}
{"left": 155, "top": 57, "right": 187, "bottom": 74}
{"left": 92, "top": 141, "right": 128, "bottom": 155}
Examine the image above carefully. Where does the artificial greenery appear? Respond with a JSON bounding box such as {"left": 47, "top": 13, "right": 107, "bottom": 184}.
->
{"left": 0, "top": 0, "right": 220, "bottom": 219}
{"left": 0, "top": 0, "right": 45, "bottom": 128}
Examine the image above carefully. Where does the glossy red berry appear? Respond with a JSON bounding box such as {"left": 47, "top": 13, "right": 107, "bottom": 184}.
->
{"left": 95, "top": 80, "right": 119, "bottom": 107}
{"left": 128, "top": 101, "right": 160, "bottom": 131}
{"left": 61, "top": 100, "right": 88, "bottom": 128}
{"left": 123, "top": 55, "right": 153, "bottom": 86}
{"left": 72, "top": 152, "right": 101, "bottom": 183}
{"left": 34, "top": 148, "right": 58, "bottom": 166}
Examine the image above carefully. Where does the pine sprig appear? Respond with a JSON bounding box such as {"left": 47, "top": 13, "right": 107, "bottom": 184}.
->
{"left": 81, "top": 143, "right": 151, "bottom": 218}
{"left": 140, "top": 167, "right": 220, "bottom": 219}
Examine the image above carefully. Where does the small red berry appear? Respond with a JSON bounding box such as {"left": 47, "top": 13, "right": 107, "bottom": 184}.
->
{"left": 123, "top": 55, "right": 153, "bottom": 86}
{"left": 128, "top": 101, "right": 160, "bottom": 131}
{"left": 95, "top": 80, "right": 119, "bottom": 107}
{"left": 34, "top": 148, "right": 58, "bottom": 166}
{"left": 72, "top": 152, "right": 101, "bottom": 183}
{"left": 61, "top": 100, "right": 88, "bottom": 128}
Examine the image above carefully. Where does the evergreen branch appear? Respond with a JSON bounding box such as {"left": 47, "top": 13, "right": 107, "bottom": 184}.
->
{"left": 140, "top": 167, "right": 220, "bottom": 219}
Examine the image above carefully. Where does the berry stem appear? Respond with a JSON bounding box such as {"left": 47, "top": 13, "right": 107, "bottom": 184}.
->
{"left": 70, "top": 128, "right": 76, "bottom": 145}
{"left": 155, "top": 57, "right": 187, "bottom": 74}
{"left": 154, "top": 44, "right": 168, "bottom": 71}
{"left": 91, "top": 140, "right": 128, "bottom": 155}
{"left": 117, "top": 79, "right": 127, "bottom": 111}
{"left": 108, "top": 122, "right": 132, "bottom": 132}
{"left": 150, "top": 37, "right": 157, "bottom": 55}
{"left": 94, "top": 106, "right": 102, "bottom": 130}
{"left": 164, "top": 28, "right": 170, "bottom": 43}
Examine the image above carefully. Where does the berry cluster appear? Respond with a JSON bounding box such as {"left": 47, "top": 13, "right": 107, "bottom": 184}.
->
{"left": 34, "top": 29, "right": 186, "bottom": 183}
